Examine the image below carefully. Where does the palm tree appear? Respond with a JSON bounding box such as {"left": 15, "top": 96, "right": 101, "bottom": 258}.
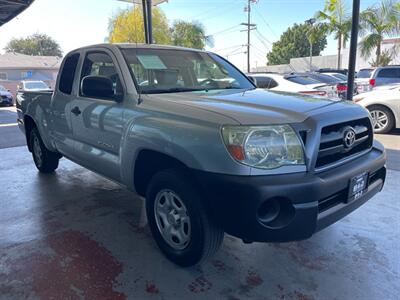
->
{"left": 316, "top": 0, "right": 351, "bottom": 69}
{"left": 359, "top": 0, "right": 400, "bottom": 66}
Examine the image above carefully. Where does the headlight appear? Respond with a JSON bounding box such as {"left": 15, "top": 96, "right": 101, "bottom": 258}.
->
{"left": 221, "top": 125, "right": 305, "bottom": 169}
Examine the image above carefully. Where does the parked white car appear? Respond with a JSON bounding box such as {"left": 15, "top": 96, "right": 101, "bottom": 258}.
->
{"left": 354, "top": 84, "right": 400, "bottom": 133}
{"left": 248, "top": 73, "right": 331, "bottom": 97}
{"left": 17, "top": 81, "right": 52, "bottom": 92}
{"left": 355, "top": 68, "right": 374, "bottom": 93}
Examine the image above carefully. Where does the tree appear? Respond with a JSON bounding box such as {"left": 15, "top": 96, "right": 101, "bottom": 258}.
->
{"left": 267, "top": 23, "right": 327, "bottom": 65}
{"left": 369, "top": 49, "right": 393, "bottom": 67}
{"left": 4, "top": 33, "right": 63, "bottom": 57}
{"left": 108, "top": 6, "right": 171, "bottom": 45}
{"left": 316, "top": 0, "right": 351, "bottom": 69}
{"left": 171, "top": 21, "right": 209, "bottom": 49}
{"left": 359, "top": 0, "right": 400, "bottom": 66}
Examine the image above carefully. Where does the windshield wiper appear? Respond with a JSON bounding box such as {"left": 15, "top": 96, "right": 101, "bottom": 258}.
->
{"left": 203, "top": 86, "right": 245, "bottom": 91}
{"left": 143, "top": 87, "right": 208, "bottom": 94}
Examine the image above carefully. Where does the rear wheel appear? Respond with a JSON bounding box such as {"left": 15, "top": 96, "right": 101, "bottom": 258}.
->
{"left": 30, "top": 128, "right": 60, "bottom": 173}
{"left": 146, "top": 168, "right": 224, "bottom": 267}
{"left": 368, "top": 105, "right": 395, "bottom": 134}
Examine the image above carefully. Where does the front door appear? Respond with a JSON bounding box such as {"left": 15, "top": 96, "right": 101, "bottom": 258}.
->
{"left": 70, "top": 50, "right": 125, "bottom": 181}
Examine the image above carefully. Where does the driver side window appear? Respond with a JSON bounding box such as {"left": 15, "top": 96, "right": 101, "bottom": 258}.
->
{"left": 80, "top": 51, "right": 123, "bottom": 97}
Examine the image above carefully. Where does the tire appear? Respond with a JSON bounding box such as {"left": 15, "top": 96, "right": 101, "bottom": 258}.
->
{"left": 368, "top": 105, "right": 395, "bottom": 134}
{"left": 29, "top": 127, "right": 60, "bottom": 173}
{"left": 146, "top": 168, "right": 224, "bottom": 267}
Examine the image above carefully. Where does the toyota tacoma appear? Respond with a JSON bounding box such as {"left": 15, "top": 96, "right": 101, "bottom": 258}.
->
{"left": 17, "top": 44, "right": 386, "bottom": 266}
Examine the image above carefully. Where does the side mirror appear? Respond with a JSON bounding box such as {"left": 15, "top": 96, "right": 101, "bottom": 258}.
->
{"left": 248, "top": 76, "right": 257, "bottom": 86}
{"left": 81, "top": 76, "right": 116, "bottom": 100}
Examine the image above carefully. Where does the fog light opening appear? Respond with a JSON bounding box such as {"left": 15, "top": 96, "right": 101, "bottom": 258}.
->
{"left": 258, "top": 199, "right": 280, "bottom": 223}
{"left": 257, "top": 197, "right": 295, "bottom": 229}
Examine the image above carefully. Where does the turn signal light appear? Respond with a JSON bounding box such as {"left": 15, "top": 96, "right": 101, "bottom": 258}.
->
{"left": 227, "top": 145, "right": 245, "bottom": 161}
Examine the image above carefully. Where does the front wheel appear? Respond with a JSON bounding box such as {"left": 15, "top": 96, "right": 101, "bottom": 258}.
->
{"left": 146, "top": 168, "right": 224, "bottom": 267}
{"left": 368, "top": 105, "right": 395, "bottom": 134}
{"left": 30, "top": 128, "right": 60, "bottom": 173}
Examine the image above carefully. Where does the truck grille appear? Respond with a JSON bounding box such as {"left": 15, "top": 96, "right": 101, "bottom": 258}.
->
{"left": 315, "top": 118, "right": 373, "bottom": 169}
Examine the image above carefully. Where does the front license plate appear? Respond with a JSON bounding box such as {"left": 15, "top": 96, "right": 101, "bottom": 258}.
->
{"left": 348, "top": 173, "right": 368, "bottom": 201}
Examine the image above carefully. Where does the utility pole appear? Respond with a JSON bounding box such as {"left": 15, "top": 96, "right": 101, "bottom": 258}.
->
{"left": 241, "top": 0, "right": 256, "bottom": 73}
{"left": 247, "top": 0, "right": 251, "bottom": 73}
{"left": 346, "top": 0, "right": 361, "bottom": 101}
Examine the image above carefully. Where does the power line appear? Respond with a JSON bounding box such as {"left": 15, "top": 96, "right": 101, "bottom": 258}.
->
{"left": 208, "top": 24, "right": 242, "bottom": 37}
{"left": 251, "top": 44, "right": 267, "bottom": 55}
{"left": 194, "top": 5, "right": 239, "bottom": 22}
{"left": 226, "top": 45, "right": 246, "bottom": 56}
{"left": 253, "top": 5, "right": 278, "bottom": 39}
{"left": 255, "top": 29, "right": 272, "bottom": 45}
{"left": 213, "top": 44, "right": 246, "bottom": 52}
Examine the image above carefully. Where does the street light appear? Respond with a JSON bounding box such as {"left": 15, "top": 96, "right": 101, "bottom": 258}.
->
{"left": 117, "top": 0, "right": 168, "bottom": 44}
{"left": 305, "top": 18, "right": 316, "bottom": 72}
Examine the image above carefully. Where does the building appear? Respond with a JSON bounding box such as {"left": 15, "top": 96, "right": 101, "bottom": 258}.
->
{"left": 0, "top": 52, "right": 61, "bottom": 96}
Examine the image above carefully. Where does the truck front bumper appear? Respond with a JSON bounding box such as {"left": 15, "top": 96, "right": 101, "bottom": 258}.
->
{"left": 194, "top": 142, "right": 386, "bottom": 243}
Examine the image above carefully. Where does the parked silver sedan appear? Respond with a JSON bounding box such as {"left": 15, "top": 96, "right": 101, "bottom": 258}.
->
{"left": 354, "top": 84, "right": 400, "bottom": 133}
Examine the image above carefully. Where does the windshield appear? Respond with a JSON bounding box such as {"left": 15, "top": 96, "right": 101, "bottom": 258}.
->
{"left": 357, "top": 69, "right": 373, "bottom": 78}
{"left": 308, "top": 73, "right": 340, "bottom": 84}
{"left": 330, "top": 73, "right": 348, "bottom": 81}
{"left": 122, "top": 48, "right": 254, "bottom": 94}
{"left": 25, "top": 82, "right": 49, "bottom": 90}
{"left": 0, "top": 86, "right": 6, "bottom": 92}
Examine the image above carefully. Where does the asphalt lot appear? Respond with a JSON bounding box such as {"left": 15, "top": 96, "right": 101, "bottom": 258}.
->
{"left": 0, "top": 106, "right": 399, "bottom": 299}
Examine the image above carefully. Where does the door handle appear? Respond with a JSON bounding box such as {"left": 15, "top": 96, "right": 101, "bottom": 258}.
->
{"left": 71, "top": 106, "right": 81, "bottom": 116}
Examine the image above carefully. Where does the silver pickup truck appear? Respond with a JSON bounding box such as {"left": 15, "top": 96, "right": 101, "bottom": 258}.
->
{"left": 17, "top": 44, "right": 386, "bottom": 267}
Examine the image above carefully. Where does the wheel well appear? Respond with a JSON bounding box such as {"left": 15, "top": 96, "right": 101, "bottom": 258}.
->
{"left": 24, "top": 115, "right": 36, "bottom": 152}
{"left": 367, "top": 104, "right": 395, "bottom": 117}
{"left": 134, "top": 150, "right": 188, "bottom": 197}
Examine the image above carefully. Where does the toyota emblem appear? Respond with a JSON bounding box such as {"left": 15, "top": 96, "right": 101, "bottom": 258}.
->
{"left": 343, "top": 127, "right": 356, "bottom": 148}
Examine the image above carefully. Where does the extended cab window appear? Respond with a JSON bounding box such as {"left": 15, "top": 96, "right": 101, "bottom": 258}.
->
{"left": 80, "top": 51, "right": 123, "bottom": 97}
{"left": 59, "top": 53, "right": 80, "bottom": 94}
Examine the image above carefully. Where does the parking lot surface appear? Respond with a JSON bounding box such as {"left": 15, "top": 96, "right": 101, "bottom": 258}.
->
{"left": 0, "top": 107, "right": 399, "bottom": 300}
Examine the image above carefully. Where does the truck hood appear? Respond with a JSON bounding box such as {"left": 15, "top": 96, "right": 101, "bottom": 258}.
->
{"left": 148, "top": 88, "right": 356, "bottom": 125}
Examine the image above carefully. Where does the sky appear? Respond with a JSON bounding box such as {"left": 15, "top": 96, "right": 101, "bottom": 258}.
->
{"left": 0, "top": 0, "right": 381, "bottom": 71}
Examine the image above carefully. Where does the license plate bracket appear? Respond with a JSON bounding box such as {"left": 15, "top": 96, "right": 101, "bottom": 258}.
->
{"left": 348, "top": 172, "right": 369, "bottom": 202}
